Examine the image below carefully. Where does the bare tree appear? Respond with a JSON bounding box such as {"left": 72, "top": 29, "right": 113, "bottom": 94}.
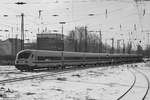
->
{"left": 66, "top": 26, "right": 108, "bottom": 53}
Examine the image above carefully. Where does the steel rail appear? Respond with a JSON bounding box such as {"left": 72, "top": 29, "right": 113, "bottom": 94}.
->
{"left": 0, "top": 65, "right": 97, "bottom": 84}
{"left": 117, "top": 67, "right": 150, "bottom": 100}
{"left": 135, "top": 68, "right": 150, "bottom": 100}
{"left": 117, "top": 69, "right": 136, "bottom": 100}
{"left": 0, "top": 71, "right": 21, "bottom": 75}
{"left": 0, "top": 70, "right": 71, "bottom": 84}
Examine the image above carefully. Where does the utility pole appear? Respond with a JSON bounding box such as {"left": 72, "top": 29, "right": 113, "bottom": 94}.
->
{"left": 38, "top": 10, "right": 42, "bottom": 34}
{"left": 99, "top": 30, "right": 102, "bottom": 53}
{"left": 85, "top": 26, "right": 87, "bottom": 52}
{"left": 15, "top": 34, "right": 18, "bottom": 55}
{"left": 117, "top": 40, "right": 121, "bottom": 53}
{"left": 72, "top": 31, "right": 76, "bottom": 52}
{"left": 111, "top": 38, "right": 114, "bottom": 53}
{"left": 128, "top": 32, "right": 132, "bottom": 54}
{"left": 105, "top": 39, "right": 108, "bottom": 53}
{"left": 74, "top": 27, "right": 78, "bottom": 52}
{"left": 15, "top": 2, "right": 26, "bottom": 50}
{"left": 147, "top": 33, "right": 150, "bottom": 46}
{"left": 59, "top": 22, "right": 66, "bottom": 51}
{"left": 123, "top": 39, "right": 125, "bottom": 54}
{"left": 59, "top": 22, "right": 66, "bottom": 69}
{"left": 21, "top": 13, "right": 24, "bottom": 50}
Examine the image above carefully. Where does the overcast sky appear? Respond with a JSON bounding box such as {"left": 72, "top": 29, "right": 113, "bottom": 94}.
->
{"left": 0, "top": 0, "right": 150, "bottom": 48}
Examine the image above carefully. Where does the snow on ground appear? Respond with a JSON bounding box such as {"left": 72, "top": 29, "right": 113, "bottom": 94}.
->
{"left": 0, "top": 63, "right": 149, "bottom": 100}
{"left": 0, "top": 66, "right": 52, "bottom": 80}
{"left": 135, "top": 62, "right": 150, "bottom": 100}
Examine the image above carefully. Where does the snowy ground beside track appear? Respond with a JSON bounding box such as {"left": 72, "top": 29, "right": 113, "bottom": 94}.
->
{"left": 0, "top": 62, "right": 149, "bottom": 100}
{"left": 0, "top": 66, "right": 52, "bottom": 80}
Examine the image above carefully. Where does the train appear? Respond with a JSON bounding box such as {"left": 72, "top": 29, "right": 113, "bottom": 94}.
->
{"left": 15, "top": 49, "right": 143, "bottom": 71}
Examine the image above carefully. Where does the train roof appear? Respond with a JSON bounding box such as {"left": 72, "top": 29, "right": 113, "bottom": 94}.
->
{"left": 18, "top": 49, "right": 141, "bottom": 57}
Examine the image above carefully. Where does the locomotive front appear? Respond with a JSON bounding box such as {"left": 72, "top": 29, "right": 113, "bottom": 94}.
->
{"left": 15, "top": 50, "right": 35, "bottom": 71}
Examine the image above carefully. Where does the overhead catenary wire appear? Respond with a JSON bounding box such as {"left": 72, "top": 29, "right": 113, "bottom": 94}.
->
{"left": 0, "top": 0, "right": 146, "bottom": 27}
{"left": 0, "top": 0, "right": 149, "bottom": 46}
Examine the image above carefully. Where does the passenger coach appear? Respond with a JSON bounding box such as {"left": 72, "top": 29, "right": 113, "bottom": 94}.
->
{"left": 15, "top": 49, "right": 143, "bottom": 71}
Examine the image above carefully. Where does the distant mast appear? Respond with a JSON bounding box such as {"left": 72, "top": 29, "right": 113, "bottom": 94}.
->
{"left": 21, "top": 13, "right": 24, "bottom": 50}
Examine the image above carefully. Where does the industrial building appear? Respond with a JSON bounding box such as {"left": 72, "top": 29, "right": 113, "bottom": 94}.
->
{"left": 0, "top": 38, "right": 22, "bottom": 64}
{"left": 37, "top": 33, "right": 63, "bottom": 51}
{"left": 0, "top": 38, "right": 21, "bottom": 56}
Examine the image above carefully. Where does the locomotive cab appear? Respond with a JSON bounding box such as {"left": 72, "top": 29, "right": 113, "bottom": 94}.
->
{"left": 15, "top": 50, "right": 35, "bottom": 71}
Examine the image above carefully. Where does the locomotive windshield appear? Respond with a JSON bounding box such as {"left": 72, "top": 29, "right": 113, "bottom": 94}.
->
{"left": 17, "top": 51, "right": 31, "bottom": 59}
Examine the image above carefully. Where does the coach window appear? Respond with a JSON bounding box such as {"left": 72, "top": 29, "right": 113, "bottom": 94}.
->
{"left": 50, "top": 57, "right": 61, "bottom": 60}
{"left": 31, "top": 54, "right": 34, "bottom": 58}
{"left": 38, "top": 56, "right": 44, "bottom": 60}
{"left": 38, "top": 56, "right": 61, "bottom": 61}
{"left": 85, "top": 57, "right": 98, "bottom": 60}
{"left": 64, "top": 57, "right": 82, "bottom": 60}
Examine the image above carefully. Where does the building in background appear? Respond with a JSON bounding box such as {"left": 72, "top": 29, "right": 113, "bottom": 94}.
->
{"left": 0, "top": 40, "right": 12, "bottom": 56}
{"left": 24, "top": 42, "right": 37, "bottom": 50}
{"left": 0, "top": 38, "right": 22, "bottom": 65}
{"left": 0, "top": 38, "right": 21, "bottom": 56}
{"left": 37, "top": 33, "right": 63, "bottom": 51}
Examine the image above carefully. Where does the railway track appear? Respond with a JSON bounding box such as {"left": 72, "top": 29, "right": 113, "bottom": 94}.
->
{"left": 117, "top": 69, "right": 136, "bottom": 100}
{"left": 0, "top": 69, "right": 74, "bottom": 84}
{"left": 1, "top": 64, "right": 149, "bottom": 100}
{"left": 0, "top": 64, "right": 107, "bottom": 84}
{"left": 135, "top": 68, "right": 150, "bottom": 100}
{"left": 117, "top": 67, "right": 150, "bottom": 100}
{"left": 0, "top": 71, "right": 21, "bottom": 75}
{"left": 0, "top": 65, "right": 97, "bottom": 84}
